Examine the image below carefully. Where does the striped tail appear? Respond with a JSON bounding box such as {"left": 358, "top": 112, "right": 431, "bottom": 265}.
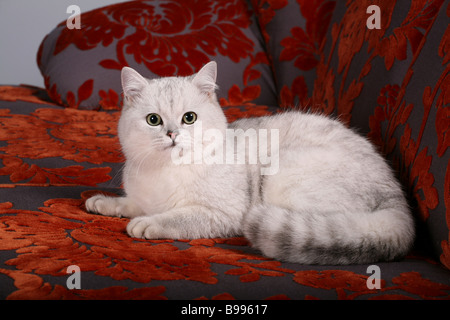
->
{"left": 242, "top": 201, "right": 415, "bottom": 265}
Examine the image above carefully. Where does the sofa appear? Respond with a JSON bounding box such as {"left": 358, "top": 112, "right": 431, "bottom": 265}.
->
{"left": 0, "top": 0, "right": 449, "bottom": 300}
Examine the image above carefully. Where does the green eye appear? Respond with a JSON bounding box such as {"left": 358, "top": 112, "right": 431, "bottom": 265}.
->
{"left": 146, "top": 113, "right": 162, "bottom": 126}
{"left": 182, "top": 112, "right": 197, "bottom": 125}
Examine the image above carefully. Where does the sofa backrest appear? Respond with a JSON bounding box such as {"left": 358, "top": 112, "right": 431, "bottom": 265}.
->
{"left": 252, "top": 0, "right": 449, "bottom": 267}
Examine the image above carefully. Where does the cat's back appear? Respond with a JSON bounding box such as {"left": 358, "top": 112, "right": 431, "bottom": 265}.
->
{"left": 231, "top": 111, "right": 395, "bottom": 200}
{"left": 230, "top": 111, "right": 368, "bottom": 152}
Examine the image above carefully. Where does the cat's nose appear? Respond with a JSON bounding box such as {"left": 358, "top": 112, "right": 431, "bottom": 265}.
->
{"left": 167, "top": 130, "right": 177, "bottom": 140}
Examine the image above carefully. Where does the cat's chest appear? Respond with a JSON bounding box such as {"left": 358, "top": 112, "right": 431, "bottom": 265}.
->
{"left": 123, "top": 165, "right": 201, "bottom": 214}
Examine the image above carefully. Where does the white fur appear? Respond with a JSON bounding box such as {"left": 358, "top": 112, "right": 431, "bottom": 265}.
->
{"left": 86, "top": 62, "right": 415, "bottom": 265}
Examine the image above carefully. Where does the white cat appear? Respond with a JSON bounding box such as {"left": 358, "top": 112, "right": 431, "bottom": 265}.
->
{"left": 86, "top": 61, "right": 415, "bottom": 264}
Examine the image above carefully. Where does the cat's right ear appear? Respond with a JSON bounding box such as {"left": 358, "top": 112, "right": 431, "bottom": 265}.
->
{"left": 121, "top": 67, "right": 148, "bottom": 100}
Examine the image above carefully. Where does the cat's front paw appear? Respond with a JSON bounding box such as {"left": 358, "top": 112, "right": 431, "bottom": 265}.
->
{"left": 127, "top": 216, "right": 164, "bottom": 239}
{"left": 86, "top": 195, "right": 144, "bottom": 218}
{"left": 85, "top": 194, "right": 121, "bottom": 217}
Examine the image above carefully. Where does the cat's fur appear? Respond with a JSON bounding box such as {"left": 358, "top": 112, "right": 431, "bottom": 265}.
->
{"left": 86, "top": 61, "right": 415, "bottom": 265}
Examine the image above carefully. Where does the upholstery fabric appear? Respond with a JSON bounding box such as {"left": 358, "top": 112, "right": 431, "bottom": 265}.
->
{"left": 37, "top": 0, "right": 277, "bottom": 112}
{"left": 1, "top": 86, "right": 450, "bottom": 300}
{"left": 252, "top": 0, "right": 450, "bottom": 269}
{"left": 1, "top": 0, "right": 449, "bottom": 300}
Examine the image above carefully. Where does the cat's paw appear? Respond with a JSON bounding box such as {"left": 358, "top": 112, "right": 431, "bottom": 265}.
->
{"left": 127, "top": 216, "right": 164, "bottom": 239}
{"left": 86, "top": 195, "right": 144, "bottom": 218}
{"left": 85, "top": 194, "right": 122, "bottom": 217}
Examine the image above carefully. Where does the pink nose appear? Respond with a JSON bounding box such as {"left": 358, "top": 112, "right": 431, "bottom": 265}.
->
{"left": 167, "top": 131, "right": 177, "bottom": 139}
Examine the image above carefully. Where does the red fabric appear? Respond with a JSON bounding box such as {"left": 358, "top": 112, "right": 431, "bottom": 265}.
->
{"left": 0, "top": 188, "right": 449, "bottom": 299}
{"left": 38, "top": 0, "right": 277, "bottom": 110}
{"left": 2, "top": 0, "right": 450, "bottom": 299}
{"left": 253, "top": 0, "right": 450, "bottom": 269}
{"left": 55, "top": 1, "right": 255, "bottom": 75}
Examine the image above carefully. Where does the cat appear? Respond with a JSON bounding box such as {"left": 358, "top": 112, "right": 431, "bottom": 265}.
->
{"left": 85, "top": 61, "right": 415, "bottom": 265}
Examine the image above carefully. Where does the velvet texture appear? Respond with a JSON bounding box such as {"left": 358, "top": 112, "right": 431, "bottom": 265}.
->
{"left": 0, "top": 0, "right": 449, "bottom": 299}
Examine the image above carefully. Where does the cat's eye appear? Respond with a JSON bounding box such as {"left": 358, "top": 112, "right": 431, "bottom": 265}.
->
{"left": 146, "top": 113, "right": 162, "bottom": 126}
{"left": 182, "top": 112, "right": 197, "bottom": 125}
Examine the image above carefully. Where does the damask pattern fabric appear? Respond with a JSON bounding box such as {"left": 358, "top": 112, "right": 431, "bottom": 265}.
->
{"left": 37, "top": 0, "right": 277, "bottom": 112}
{"left": 0, "top": 0, "right": 449, "bottom": 299}
{"left": 0, "top": 91, "right": 449, "bottom": 299}
{"left": 252, "top": 0, "right": 450, "bottom": 269}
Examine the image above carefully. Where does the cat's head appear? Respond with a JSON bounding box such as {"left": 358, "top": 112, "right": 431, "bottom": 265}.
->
{"left": 118, "top": 61, "right": 227, "bottom": 165}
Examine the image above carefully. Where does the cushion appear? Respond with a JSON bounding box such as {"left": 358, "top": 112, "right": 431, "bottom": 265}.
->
{"left": 37, "top": 0, "right": 277, "bottom": 112}
{"left": 252, "top": 0, "right": 450, "bottom": 269}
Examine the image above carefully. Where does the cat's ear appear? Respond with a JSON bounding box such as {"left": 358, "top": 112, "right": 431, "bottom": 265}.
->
{"left": 192, "top": 61, "right": 218, "bottom": 95}
{"left": 121, "top": 67, "right": 148, "bottom": 99}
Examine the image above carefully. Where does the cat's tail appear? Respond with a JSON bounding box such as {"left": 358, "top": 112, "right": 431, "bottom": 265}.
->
{"left": 242, "top": 200, "right": 415, "bottom": 265}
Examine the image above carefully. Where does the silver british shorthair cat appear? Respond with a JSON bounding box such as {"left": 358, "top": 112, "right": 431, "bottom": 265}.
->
{"left": 86, "top": 61, "right": 414, "bottom": 265}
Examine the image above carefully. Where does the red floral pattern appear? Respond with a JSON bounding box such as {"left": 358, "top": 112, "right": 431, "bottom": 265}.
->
{"left": 255, "top": 0, "right": 449, "bottom": 268}
{"left": 0, "top": 85, "right": 57, "bottom": 106}
{"left": 1, "top": 191, "right": 449, "bottom": 299}
{"left": 279, "top": 0, "right": 335, "bottom": 71}
{"left": 1, "top": 85, "right": 449, "bottom": 299}
{"left": 56, "top": 0, "right": 254, "bottom": 76}
{"left": 0, "top": 192, "right": 294, "bottom": 298}
{"left": 0, "top": 107, "right": 122, "bottom": 186}
{"left": 38, "top": 0, "right": 276, "bottom": 110}
{"left": 2, "top": 0, "right": 450, "bottom": 299}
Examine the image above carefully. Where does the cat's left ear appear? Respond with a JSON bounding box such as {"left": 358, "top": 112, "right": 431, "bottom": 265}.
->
{"left": 192, "top": 61, "right": 218, "bottom": 95}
